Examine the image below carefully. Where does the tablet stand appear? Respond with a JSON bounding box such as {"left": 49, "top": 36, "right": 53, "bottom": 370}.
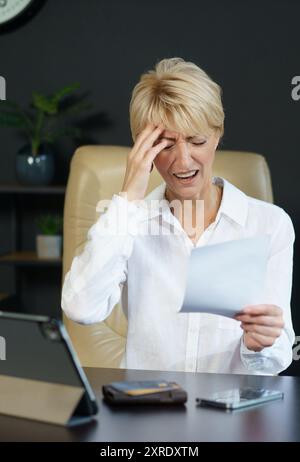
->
{"left": 0, "top": 374, "right": 85, "bottom": 426}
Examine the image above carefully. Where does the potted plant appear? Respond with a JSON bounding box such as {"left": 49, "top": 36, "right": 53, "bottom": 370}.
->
{"left": 0, "top": 83, "right": 91, "bottom": 185}
{"left": 36, "top": 214, "right": 63, "bottom": 259}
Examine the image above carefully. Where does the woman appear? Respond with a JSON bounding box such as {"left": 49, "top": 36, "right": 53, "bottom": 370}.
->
{"left": 62, "top": 57, "right": 295, "bottom": 375}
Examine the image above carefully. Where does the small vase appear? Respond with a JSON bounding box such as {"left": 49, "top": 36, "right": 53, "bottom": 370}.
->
{"left": 36, "top": 235, "right": 62, "bottom": 259}
{"left": 16, "top": 145, "right": 55, "bottom": 186}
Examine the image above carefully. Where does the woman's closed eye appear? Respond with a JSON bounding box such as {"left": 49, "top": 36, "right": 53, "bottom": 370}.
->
{"left": 163, "top": 140, "right": 207, "bottom": 149}
{"left": 163, "top": 143, "right": 175, "bottom": 150}
{"left": 191, "top": 140, "right": 206, "bottom": 146}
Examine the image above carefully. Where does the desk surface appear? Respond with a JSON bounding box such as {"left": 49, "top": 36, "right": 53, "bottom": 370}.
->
{"left": 1, "top": 367, "right": 300, "bottom": 442}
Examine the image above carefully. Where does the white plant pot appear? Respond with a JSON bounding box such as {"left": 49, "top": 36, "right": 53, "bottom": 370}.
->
{"left": 36, "top": 235, "right": 62, "bottom": 259}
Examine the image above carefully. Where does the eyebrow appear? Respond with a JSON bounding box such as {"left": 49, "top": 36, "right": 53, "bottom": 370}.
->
{"left": 159, "top": 135, "right": 202, "bottom": 141}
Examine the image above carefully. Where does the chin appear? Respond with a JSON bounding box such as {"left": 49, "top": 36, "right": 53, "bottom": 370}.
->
{"left": 170, "top": 184, "right": 201, "bottom": 201}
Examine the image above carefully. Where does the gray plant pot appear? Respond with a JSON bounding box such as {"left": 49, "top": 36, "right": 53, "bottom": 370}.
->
{"left": 16, "top": 146, "right": 55, "bottom": 186}
{"left": 36, "top": 235, "right": 62, "bottom": 259}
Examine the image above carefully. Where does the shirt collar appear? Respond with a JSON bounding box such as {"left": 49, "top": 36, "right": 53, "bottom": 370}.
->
{"left": 213, "top": 176, "right": 248, "bottom": 226}
{"left": 144, "top": 176, "right": 248, "bottom": 227}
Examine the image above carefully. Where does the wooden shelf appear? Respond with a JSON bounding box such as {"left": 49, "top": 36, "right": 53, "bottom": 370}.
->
{"left": 0, "top": 184, "right": 65, "bottom": 194}
{"left": 0, "top": 251, "right": 62, "bottom": 266}
{"left": 0, "top": 182, "right": 64, "bottom": 315}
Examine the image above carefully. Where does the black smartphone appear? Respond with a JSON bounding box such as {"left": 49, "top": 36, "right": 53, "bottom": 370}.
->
{"left": 196, "top": 387, "right": 283, "bottom": 410}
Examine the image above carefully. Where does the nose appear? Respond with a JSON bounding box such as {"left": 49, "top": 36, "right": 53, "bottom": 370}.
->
{"left": 174, "top": 141, "right": 193, "bottom": 171}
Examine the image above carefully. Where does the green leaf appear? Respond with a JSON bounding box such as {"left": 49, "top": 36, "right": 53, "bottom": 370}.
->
{"left": 0, "top": 111, "right": 28, "bottom": 127}
{"left": 1, "top": 82, "right": 94, "bottom": 147}
{"left": 0, "top": 101, "right": 34, "bottom": 130}
{"left": 32, "top": 93, "right": 57, "bottom": 115}
{"left": 52, "top": 82, "right": 80, "bottom": 105}
{"left": 36, "top": 214, "right": 63, "bottom": 235}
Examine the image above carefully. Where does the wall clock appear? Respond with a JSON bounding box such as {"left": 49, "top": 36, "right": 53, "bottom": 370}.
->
{"left": 0, "top": 0, "right": 46, "bottom": 33}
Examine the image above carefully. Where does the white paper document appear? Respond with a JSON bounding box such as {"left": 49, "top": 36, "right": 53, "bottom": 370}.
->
{"left": 179, "top": 236, "right": 270, "bottom": 318}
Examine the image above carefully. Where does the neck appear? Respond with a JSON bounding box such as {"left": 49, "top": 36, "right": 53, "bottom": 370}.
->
{"left": 165, "top": 177, "right": 222, "bottom": 232}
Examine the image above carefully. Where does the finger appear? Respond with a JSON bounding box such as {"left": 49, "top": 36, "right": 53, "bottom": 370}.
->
{"left": 245, "top": 332, "right": 276, "bottom": 348}
{"left": 241, "top": 322, "right": 282, "bottom": 338}
{"left": 133, "top": 123, "right": 156, "bottom": 153}
{"left": 143, "top": 139, "right": 169, "bottom": 164}
{"left": 140, "top": 125, "right": 166, "bottom": 156}
{"left": 236, "top": 314, "right": 284, "bottom": 328}
{"left": 133, "top": 125, "right": 164, "bottom": 158}
{"left": 243, "top": 334, "right": 263, "bottom": 352}
{"left": 241, "top": 304, "right": 282, "bottom": 316}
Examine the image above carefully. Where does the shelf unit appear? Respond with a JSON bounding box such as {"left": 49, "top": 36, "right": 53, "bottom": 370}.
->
{"left": 0, "top": 184, "right": 65, "bottom": 314}
{"left": 0, "top": 251, "right": 62, "bottom": 266}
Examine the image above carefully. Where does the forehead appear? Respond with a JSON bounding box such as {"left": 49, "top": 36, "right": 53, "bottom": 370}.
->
{"left": 161, "top": 129, "right": 202, "bottom": 139}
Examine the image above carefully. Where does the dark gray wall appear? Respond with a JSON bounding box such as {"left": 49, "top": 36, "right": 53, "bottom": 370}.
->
{"left": 0, "top": 0, "right": 299, "bottom": 374}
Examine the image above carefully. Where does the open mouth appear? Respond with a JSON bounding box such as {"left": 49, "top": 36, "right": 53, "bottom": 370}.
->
{"left": 172, "top": 169, "right": 199, "bottom": 183}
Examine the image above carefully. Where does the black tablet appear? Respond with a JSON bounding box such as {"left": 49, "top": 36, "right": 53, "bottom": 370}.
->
{"left": 0, "top": 311, "right": 98, "bottom": 425}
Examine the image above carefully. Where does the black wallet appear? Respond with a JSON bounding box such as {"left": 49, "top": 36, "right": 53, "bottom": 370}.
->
{"left": 102, "top": 380, "right": 188, "bottom": 405}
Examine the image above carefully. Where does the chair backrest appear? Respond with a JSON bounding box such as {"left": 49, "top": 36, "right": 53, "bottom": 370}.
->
{"left": 62, "top": 146, "right": 273, "bottom": 367}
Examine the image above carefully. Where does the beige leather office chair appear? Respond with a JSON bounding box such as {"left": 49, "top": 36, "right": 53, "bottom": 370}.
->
{"left": 62, "top": 146, "right": 274, "bottom": 368}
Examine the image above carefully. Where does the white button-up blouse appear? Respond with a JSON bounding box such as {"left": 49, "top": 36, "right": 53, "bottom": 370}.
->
{"left": 61, "top": 176, "right": 295, "bottom": 375}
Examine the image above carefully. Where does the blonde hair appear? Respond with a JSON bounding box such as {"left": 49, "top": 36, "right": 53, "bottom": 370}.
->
{"left": 129, "top": 57, "right": 224, "bottom": 142}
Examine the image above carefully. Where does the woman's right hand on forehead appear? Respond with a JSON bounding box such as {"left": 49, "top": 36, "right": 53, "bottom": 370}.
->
{"left": 120, "top": 123, "right": 168, "bottom": 202}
